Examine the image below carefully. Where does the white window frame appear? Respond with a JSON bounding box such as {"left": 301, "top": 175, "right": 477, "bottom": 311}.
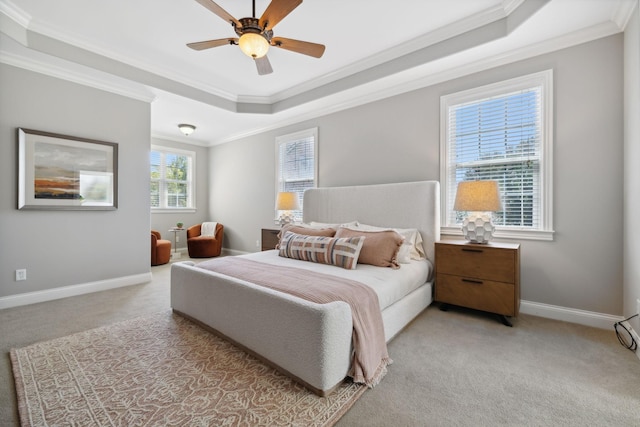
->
{"left": 150, "top": 145, "right": 196, "bottom": 213}
{"left": 275, "top": 127, "right": 318, "bottom": 221}
{"left": 440, "top": 70, "right": 554, "bottom": 241}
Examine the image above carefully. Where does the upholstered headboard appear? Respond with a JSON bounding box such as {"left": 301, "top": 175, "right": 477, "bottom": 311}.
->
{"left": 302, "top": 181, "right": 441, "bottom": 264}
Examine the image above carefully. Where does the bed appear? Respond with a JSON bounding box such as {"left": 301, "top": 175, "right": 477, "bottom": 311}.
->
{"left": 170, "top": 180, "right": 440, "bottom": 395}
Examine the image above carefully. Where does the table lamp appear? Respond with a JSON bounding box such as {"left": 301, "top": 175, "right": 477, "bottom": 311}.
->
{"left": 453, "top": 180, "right": 502, "bottom": 244}
{"left": 275, "top": 192, "right": 301, "bottom": 226}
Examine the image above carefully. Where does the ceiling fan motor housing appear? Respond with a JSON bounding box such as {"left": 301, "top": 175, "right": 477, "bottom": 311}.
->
{"left": 235, "top": 17, "right": 272, "bottom": 42}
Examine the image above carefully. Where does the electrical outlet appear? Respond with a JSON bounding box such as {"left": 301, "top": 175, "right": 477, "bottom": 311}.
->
{"left": 176, "top": 236, "right": 180, "bottom": 243}
{"left": 637, "top": 299, "right": 640, "bottom": 315}
{"left": 256, "top": 239, "right": 260, "bottom": 248}
{"left": 15, "top": 269, "right": 27, "bottom": 281}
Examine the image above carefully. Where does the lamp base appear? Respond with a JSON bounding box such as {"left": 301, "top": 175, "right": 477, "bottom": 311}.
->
{"left": 462, "top": 212, "right": 495, "bottom": 244}
{"left": 278, "top": 212, "right": 296, "bottom": 227}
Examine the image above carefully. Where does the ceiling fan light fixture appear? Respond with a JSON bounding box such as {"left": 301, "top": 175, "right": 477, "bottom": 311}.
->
{"left": 178, "top": 124, "right": 196, "bottom": 136}
{"left": 239, "top": 32, "right": 269, "bottom": 58}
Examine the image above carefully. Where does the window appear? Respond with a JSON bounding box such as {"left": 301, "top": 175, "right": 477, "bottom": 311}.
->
{"left": 275, "top": 127, "right": 318, "bottom": 220}
{"left": 150, "top": 146, "right": 195, "bottom": 211}
{"left": 440, "top": 70, "right": 553, "bottom": 240}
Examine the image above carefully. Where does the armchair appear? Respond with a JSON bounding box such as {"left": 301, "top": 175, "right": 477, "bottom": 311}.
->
{"left": 187, "top": 222, "right": 224, "bottom": 258}
{"left": 151, "top": 230, "right": 172, "bottom": 266}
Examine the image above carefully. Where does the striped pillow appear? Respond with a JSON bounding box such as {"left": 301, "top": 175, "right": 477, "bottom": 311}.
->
{"left": 278, "top": 231, "right": 365, "bottom": 270}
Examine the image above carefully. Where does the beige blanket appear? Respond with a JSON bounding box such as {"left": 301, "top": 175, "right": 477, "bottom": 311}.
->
{"left": 196, "top": 257, "right": 392, "bottom": 387}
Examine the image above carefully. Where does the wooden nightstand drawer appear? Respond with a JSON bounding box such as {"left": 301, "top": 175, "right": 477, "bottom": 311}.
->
{"left": 435, "top": 240, "right": 520, "bottom": 325}
{"left": 436, "top": 274, "right": 516, "bottom": 317}
{"left": 261, "top": 228, "right": 280, "bottom": 251}
{"left": 436, "top": 243, "right": 516, "bottom": 283}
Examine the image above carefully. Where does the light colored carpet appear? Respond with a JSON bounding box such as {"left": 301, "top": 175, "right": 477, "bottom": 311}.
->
{"left": 10, "top": 310, "right": 365, "bottom": 427}
{"left": 2, "top": 259, "right": 640, "bottom": 426}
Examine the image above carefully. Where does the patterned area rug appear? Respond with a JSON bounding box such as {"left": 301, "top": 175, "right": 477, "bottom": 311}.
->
{"left": 10, "top": 311, "right": 365, "bottom": 427}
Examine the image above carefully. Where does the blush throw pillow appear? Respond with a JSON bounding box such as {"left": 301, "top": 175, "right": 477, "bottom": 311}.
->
{"left": 334, "top": 227, "right": 403, "bottom": 269}
{"left": 344, "top": 223, "right": 426, "bottom": 263}
{"left": 279, "top": 231, "right": 365, "bottom": 270}
{"left": 276, "top": 224, "right": 336, "bottom": 249}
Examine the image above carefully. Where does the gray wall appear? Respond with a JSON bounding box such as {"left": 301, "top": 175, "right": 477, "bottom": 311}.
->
{"left": 210, "top": 35, "right": 625, "bottom": 316}
{"left": 150, "top": 137, "right": 210, "bottom": 252}
{"left": 0, "top": 64, "right": 151, "bottom": 299}
{"left": 624, "top": 3, "right": 640, "bottom": 330}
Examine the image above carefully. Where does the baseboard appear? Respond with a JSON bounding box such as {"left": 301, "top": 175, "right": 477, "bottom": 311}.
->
{"left": 222, "top": 248, "right": 250, "bottom": 257}
{"left": 0, "top": 272, "right": 152, "bottom": 310}
{"left": 520, "top": 300, "right": 624, "bottom": 330}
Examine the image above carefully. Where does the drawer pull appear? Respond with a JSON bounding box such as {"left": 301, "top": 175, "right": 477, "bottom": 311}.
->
{"left": 462, "top": 278, "right": 483, "bottom": 285}
{"left": 461, "top": 248, "right": 484, "bottom": 253}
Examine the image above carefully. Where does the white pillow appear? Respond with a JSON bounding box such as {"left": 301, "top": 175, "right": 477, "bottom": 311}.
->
{"left": 201, "top": 222, "right": 217, "bottom": 237}
{"left": 345, "top": 223, "right": 425, "bottom": 263}
{"left": 309, "top": 220, "right": 359, "bottom": 229}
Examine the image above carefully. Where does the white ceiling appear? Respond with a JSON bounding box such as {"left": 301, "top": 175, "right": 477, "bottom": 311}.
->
{"left": 0, "top": 0, "right": 636, "bottom": 145}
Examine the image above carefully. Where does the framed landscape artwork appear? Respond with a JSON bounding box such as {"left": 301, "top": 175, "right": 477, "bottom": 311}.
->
{"left": 18, "top": 128, "right": 118, "bottom": 210}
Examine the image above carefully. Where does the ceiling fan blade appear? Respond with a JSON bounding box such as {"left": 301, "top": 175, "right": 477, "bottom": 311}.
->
{"left": 271, "top": 37, "right": 325, "bottom": 58}
{"left": 187, "top": 38, "right": 238, "bottom": 51}
{"left": 259, "top": 0, "right": 302, "bottom": 31}
{"left": 255, "top": 56, "right": 273, "bottom": 75}
{"left": 194, "top": 0, "right": 241, "bottom": 27}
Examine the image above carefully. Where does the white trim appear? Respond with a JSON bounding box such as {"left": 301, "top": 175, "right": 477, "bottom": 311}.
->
{"left": 612, "top": 0, "right": 638, "bottom": 30}
{"left": 439, "top": 69, "right": 554, "bottom": 238}
{"left": 274, "top": 127, "right": 319, "bottom": 218}
{"left": 520, "top": 300, "right": 624, "bottom": 330}
{"left": 150, "top": 145, "right": 197, "bottom": 210}
{"left": 212, "top": 20, "right": 624, "bottom": 146}
{"left": 441, "top": 226, "right": 554, "bottom": 241}
{"left": 0, "top": 272, "right": 152, "bottom": 310}
{"left": 222, "top": 248, "right": 250, "bottom": 257}
{"left": 0, "top": 49, "right": 155, "bottom": 103}
{"left": 151, "top": 208, "right": 197, "bottom": 214}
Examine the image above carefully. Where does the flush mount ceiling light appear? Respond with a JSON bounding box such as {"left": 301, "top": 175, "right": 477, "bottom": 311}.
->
{"left": 178, "top": 124, "right": 196, "bottom": 136}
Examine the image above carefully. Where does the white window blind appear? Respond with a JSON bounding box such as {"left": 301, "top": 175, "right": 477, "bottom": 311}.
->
{"left": 440, "top": 70, "right": 553, "bottom": 240}
{"left": 150, "top": 146, "right": 195, "bottom": 210}
{"left": 275, "top": 128, "right": 318, "bottom": 220}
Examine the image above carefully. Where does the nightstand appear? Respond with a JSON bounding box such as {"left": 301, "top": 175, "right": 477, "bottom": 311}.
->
{"left": 261, "top": 228, "right": 280, "bottom": 251}
{"left": 435, "top": 240, "right": 520, "bottom": 326}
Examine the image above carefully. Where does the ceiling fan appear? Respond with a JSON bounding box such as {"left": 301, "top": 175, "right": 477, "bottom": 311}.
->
{"left": 187, "top": 0, "right": 325, "bottom": 75}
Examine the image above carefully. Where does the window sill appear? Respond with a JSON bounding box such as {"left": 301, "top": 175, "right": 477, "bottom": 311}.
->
{"left": 441, "top": 226, "right": 555, "bottom": 241}
{"left": 151, "top": 208, "right": 196, "bottom": 214}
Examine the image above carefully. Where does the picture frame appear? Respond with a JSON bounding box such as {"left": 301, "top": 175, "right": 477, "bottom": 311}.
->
{"left": 18, "top": 128, "right": 118, "bottom": 210}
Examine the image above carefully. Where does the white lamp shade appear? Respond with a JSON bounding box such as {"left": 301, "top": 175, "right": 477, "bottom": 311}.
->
{"left": 275, "top": 192, "right": 301, "bottom": 211}
{"left": 454, "top": 181, "right": 502, "bottom": 212}
{"left": 454, "top": 180, "right": 502, "bottom": 244}
{"left": 239, "top": 33, "right": 269, "bottom": 58}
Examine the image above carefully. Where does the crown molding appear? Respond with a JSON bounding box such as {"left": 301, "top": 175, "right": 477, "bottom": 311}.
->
{"left": 211, "top": 18, "right": 625, "bottom": 146}
{"left": 0, "top": 0, "right": 29, "bottom": 28}
{"left": 27, "top": 19, "right": 240, "bottom": 103}
{"left": 1, "top": 0, "right": 633, "bottom": 146}
{"left": 0, "top": 0, "right": 517, "bottom": 109}
{"left": 268, "top": 2, "right": 511, "bottom": 105}
{"left": 611, "top": 0, "right": 639, "bottom": 30}
{"left": 0, "top": 46, "right": 155, "bottom": 103}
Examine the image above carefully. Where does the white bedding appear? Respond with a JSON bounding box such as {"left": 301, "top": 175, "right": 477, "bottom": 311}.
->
{"left": 171, "top": 180, "right": 441, "bottom": 395}
{"left": 238, "top": 250, "right": 432, "bottom": 311}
